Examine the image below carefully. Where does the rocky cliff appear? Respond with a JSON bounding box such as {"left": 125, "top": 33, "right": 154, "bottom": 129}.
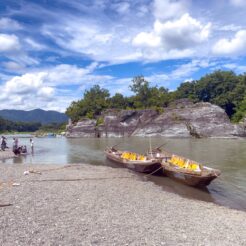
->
{"left": 66, "top": 100, "right": 246, "bottom": 138}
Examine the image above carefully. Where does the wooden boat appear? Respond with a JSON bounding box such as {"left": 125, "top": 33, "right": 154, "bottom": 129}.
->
{"left": 105, "top": 147, "right": 161, "bottom": 173}
{"left": 147, "top": 146, "right": 172, "bottom": 162}
{"left": 161, "top": 154, "right": 221, "bottom": 187}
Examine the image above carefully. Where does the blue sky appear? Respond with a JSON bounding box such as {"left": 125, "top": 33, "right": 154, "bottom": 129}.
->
{"left": 0, "top": 0, "right": 246, "bottom": 112}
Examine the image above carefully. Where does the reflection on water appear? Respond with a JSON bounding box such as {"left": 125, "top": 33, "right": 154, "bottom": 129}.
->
{"left": 1, "top": 136, "right": 246, "bottom": 211}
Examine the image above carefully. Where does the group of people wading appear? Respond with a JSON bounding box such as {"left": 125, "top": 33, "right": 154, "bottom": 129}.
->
{"left": 1, "top": 136, "right": 34, "bottom": 155}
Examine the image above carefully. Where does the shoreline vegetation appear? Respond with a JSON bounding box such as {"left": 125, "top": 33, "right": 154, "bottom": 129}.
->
{"left": 0, "top": 163, "right": 245, "bottom": 245}
{"left": 66, "top": 71, "right": 246, "bottom": 124}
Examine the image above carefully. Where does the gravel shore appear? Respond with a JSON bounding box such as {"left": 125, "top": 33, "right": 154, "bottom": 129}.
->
{"left": 0, "top": 163, "right": 245, "bottom": 246}
{"left": 0, "top": 149, "right": 16, "bottom": 160}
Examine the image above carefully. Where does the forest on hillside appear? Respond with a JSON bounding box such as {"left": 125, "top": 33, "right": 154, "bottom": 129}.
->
{"left": 0, "top": 117, "right": 41, "bottom": 133}
{"left": 66, "top": 70, "right": 246, "bottom": 123}
{"left": 0, "top": 117, "right": 66, "bottom": 133}
{"left": 0, "top": 109, "right": 68, "bottom": 125}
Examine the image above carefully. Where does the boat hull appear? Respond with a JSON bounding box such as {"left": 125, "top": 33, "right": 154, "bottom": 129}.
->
{"left": 105, "top": 151, "right": 161, "bottom": 174}
{"left": 161, "top": 162, "right": 221, "bottom": 187}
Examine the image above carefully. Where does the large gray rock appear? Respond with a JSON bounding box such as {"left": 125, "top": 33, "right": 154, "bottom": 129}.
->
{"left": 99, "top": 109, "right": 158, "bottom": 137}
{"left": 133, "top": 102, "right": 244, "bottom": 137}
{"left": 66, "top": 119, "right": 97, "bottom": 137}
{"left": 66, "top": 101, "right": 246, "bottom": 138}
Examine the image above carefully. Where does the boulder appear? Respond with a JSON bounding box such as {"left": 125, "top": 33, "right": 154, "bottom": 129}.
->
{"left": 66, "top": 119, "right": 97, "bottom": 137}
{"left": 66, "top": 102, "right": 246, "bottom": 138}
{"left": 98, "top": 109, "right": 159, "bottom": 137}
{"left": 133, "top": 102, "right": 244, "bottom": 138}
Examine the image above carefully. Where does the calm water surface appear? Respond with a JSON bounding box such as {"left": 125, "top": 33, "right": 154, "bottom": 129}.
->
{"left": 1, "top": 136, "right": 246, "bottom": 211}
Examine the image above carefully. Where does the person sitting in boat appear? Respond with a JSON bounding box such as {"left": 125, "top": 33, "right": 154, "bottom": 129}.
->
{"left": 13, "top": 146, "right": 21, "bottom": 155}
{"left": 22, "top": 145, "right": 27, "bottom": 153}
{"left": 13, "top": 145, "right": 27, "bottom": 155}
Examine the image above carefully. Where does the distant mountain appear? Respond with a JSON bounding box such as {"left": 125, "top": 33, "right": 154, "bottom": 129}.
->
{"left": 0, "top": 109, "right": 68, "bottom": 125}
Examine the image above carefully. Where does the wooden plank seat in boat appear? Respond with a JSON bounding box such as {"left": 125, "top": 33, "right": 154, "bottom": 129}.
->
{"left": 161, "top": 153, "right": 221, "bottom": 186}
{"left": 105, "top": 147, "right": 161, "bottom": 173}
{"left": 167, "top": 155, "right": 203, "bottom": 176}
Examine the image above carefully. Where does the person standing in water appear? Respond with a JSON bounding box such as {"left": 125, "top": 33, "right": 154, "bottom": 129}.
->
{"left": 1, "top": 136, "right": 7, "bottom": 151}
{"left": 13, "top": 137, "right": 18, "bottom": 151}
{"left": 12, "top": 137, "right": 20, "bottom": 155}
{"left": 30, "top": 138, "right": 34, "bottom": 152}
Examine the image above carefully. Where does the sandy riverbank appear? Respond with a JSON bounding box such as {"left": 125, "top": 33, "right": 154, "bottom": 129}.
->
{"left": 0, "top": 149, "right": 16, "bottom": 160}
{"left": 0, "top": 163, "right": 246, "bottom": 245}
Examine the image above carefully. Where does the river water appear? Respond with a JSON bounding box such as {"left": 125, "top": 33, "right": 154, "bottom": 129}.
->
{"left": 1, "top": 136, "right": 246, "bottom": 211}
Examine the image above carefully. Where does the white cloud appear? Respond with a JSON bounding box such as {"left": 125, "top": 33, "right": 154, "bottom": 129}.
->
{"left": 0, "top": 18, "right": 22, "bottom": 30}
{"left": 3, "top": 72, "right": 52, "bottom": 96}
{"left": 222, "top": 63, "right": 246, "bottom": 73}
{"left": 41, "top": 18, "right": 139, "bottom": 63}
{"left": 133, "top": 30, "right": 161, "bottom": 48}
{"left": 0, "top": 34, "right": 40, "bottom": 68}
{"left": 218, "top": 24, "right": 242, "bottom": 32}
{"left": 132, "top": 13, "right": 211, "bottom": 60}
{"left": 230, "top": 0, "right": 246, "bottom": 7}
{"left": 1, "top": 0, "right": 246, "bottom": 66}
{"left": 111, "top": 2, "right": 130, "bottom": 14}
{"left": 133, "top": 14, "right": 211, "bottom": 49}
{"left": 9, "top": 63, "right": 102, "bottom": 88}
{"left": 145, "top": 73, "right": 170, "bottom": 87}
{"left": 0, "top": 63, "right": 114, "bottom": 111}
{"left": 212, "top": 30, "right": 246, "bottom": 55}
{"left": 137, "top": 5, "right": 149, "bottom": 17}
{"left": 37, "top": 86, "right": 54, "bottom": 97}
{"left": 170, "top": 59, "right": 209, "bottom": 79}
{"left": 144, "top": 59, "right": 215, "bottom": 88}
{"left": 8, "top": 53, "right": 40, "bottom": 66}
{"left": 153, "top": 0, "right": 189, "bottom": 21}
{"left": 2, "top": 61, "right": 24, "bottom": 71}
{"left": 0, "top": 34, "right": 20, "bottom": 52}
{"left": 0, "top": 72, "right": 12, "bottom": 82}
{"left": 44, "top": 64, "right": 91, "bottom": 85}
{"left": 42, "top": 20, "right": 109, "bottom": 53}
{"left": 24, "top": 38, "right": 46, "bottom": 50}
{"left": 0, "top": 71, "right": 58, "bottom": 110}
{"left": 184, "top": 78, "right": 193, "bottom": 82}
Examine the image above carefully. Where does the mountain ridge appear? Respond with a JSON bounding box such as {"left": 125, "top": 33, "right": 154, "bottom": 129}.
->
{"left": 0, "top": 109, "right": 68, "bottom": 125}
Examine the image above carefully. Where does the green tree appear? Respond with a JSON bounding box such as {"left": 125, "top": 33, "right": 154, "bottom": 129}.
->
{"left": 130, "top": 76, "right": 152, "bottom": 108}
{"left": 232, "top": 95, "right": 246, "bottom": 122}
{"left": 83, "top": 85, "right": 110, "bottom": 117}
{"left": 194, "top": 70, "right": 239, "bottom": 117}
{"left": 230, "top": 74, "right": 246, "bottom": 109}
{"left": 109, "top": 93, "right": 128, "bottom": 109}
{"left": 175, "top": 81, "right": 197, "bottom": 101}
{"left": 65, "top": 100, "right": 84, "bottom": 122}
{"left": 148, "top": 86, "right": 170, "bottom": 107}
{"left": 0, "top": 116, "right": 41, "bottom": 133}
{"left": 66, "top": 85, "right": 110, "bottom": 121}
{"left": 125, "top": 96, "right": 136, "bottom": 109}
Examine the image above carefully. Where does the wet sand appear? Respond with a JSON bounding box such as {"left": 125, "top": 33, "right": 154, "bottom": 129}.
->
{"left": 0, "top": 163, "right": 245, "bottom": 245}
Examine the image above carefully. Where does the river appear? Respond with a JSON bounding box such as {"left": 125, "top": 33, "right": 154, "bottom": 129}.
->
{"left": 1, "top": 136, "right": 246, "bottom": 211}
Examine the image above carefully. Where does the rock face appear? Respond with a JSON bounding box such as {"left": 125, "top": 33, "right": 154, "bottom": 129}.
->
{"left": 66, "top": 119, "right": 97, "bottom": 138}
{"left": 66, "top": 101, "right": 246, "bottom": 138}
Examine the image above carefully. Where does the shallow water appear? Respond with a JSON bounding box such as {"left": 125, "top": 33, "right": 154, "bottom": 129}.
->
{"left": 1, "top": 136, "right": 246, "bottom": 211}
